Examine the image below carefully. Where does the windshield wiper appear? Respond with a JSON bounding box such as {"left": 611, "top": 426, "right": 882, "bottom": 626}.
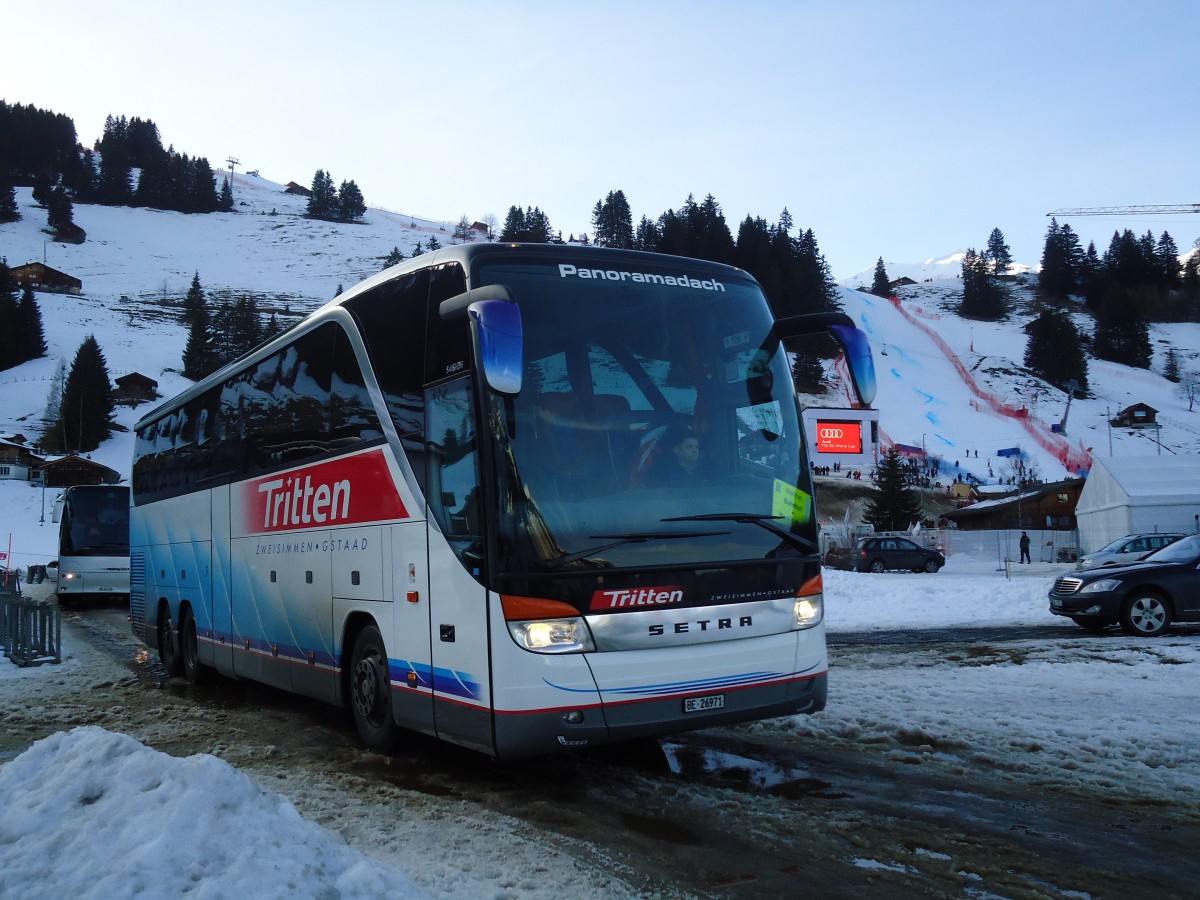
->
{"left": 661, "top": 513, "right": 819, "bottom": 554}
{"left": 541, "top": 529, "right": 730, "bottom": 570}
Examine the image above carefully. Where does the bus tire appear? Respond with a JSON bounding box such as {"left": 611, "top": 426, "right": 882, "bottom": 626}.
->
{"left": 349, "top": 625, "right": 401, "bottom": 753}
{"left": 180, "top": 606, "right": 207, "bottom": 685}
{"left": 157, "top": 604, "right": 183, "bottom": 677}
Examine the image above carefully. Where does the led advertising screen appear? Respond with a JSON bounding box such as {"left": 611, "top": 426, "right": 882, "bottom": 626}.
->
{"left": 815, "top": 420, "right": 862, "bottom": 454}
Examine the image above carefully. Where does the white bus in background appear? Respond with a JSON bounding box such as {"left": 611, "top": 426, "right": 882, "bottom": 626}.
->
{"left": 55, "top": 484, "right": 131, "bottom": 605}
{"left": 130, "top": 243, "right": 875, "bottom": 759}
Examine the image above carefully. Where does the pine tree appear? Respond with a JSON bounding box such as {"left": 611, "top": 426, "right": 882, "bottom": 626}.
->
{"left": 0, "top": 258, "right": 19, "bottom": 370}
{"left": 1023, "top": 308, "right": 1088, "bottom": 392}
{"left": 0, "top": 169, "right": 19, "bottom": 223}
{"left": 1164, "top": 348, "right": 1181, "bottom": 383}
{"left": 55, "top": 335, "right": 115, "bottom": 452}
{"left": 17, "top": 285, "right": 47, "bottom": 363}
{"left": 97, "top": 150, "right": 134, "bottom": 205}
{"left": 337, "top": 179, "right": 366, "bottom": 221}
{"left": 1155, "top": 231, "right": 1181, "bottom": 288}
{"left": 870, "top": 257, "right": 890, "bottom": 296}
{"left": 219, "top": 176, "right": 234, "bottom": 212}
{"left": 46, "top": 184, "right": 75, "bottom": 233}
{"left": 307, "top": 170, "right": 337, "bottom": 219}
{"left": 985, "top": 227, "right": 1013, "bottom": 276}
{"left": 1039, "top": 218, "right": 1080, "bottom": 302}
{"left": 591, "top": 189, "right": 634, "bottom": 249}
{"left": 791, "top": 350, "right": 825, "bottom": 393}
{"left": 182, "top": 271, "right": 206, "bottom": 323}
{"left": 383, "top": 246, "right": 405, "bottom": 268}
{"left": 181, "top": 308, "right": 214, "bottom": 380}
{"left": 960, "top": 248, "right": 1006, "bottom": 319}
{"left": 1092, "top": 285, "right": 1152, "bottom": 368}
{"left": 427, "top": 236, "right": 441, "bottom": 252}
{"left": 863, "top": 447, "right": 924, "bottom": 532}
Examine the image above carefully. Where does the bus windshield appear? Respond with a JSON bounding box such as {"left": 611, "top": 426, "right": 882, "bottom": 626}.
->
{"left": 61, "top": 487, "right": 130, "bottom": 556}
{"left": 475, "top": 257, "right": 815, "bottom": 572}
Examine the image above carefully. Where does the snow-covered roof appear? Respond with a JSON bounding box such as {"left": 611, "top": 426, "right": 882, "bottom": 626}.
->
{"left": 1087, "top": 455, "right": 1200, "bottom": 502}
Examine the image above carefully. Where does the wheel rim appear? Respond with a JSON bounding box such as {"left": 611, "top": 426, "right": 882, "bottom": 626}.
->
{"left": 353, "top": 651, "right": 386, "bottom": 723}
{"left": 870, "top": 561, "right": 885, "bottom": 573}
{"left": 1128, "top": 597, "right": 1167, "bottom": 634}
{"left": 182, "top": 614, "right": 198, "bottom": 673}
{"left": 158, "top": 615, "right": 175, "bottom": 668}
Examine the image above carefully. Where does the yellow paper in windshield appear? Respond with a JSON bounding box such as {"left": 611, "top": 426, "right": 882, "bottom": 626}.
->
{"left": 772, "top": 480, "right": 812, "bottom": 528}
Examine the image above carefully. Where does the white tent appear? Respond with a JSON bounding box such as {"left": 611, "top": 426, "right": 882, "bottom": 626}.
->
{"left": 1075, "top": 455, "right": 1200, "bottom": 552}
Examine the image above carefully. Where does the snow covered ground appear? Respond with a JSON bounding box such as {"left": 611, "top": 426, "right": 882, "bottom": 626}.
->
{"left": 4, "top": 557, "right": 1199, "bottom": 898}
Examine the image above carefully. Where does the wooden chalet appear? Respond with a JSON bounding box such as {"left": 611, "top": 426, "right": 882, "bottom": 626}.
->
{"left": 940, "top": 478, "right": 1085, "bottom": 531}
{"left": 36, "top": 454, "right": 122, "bottom": 488}
{"left": 114, "top": 372, "right": 160, "bottom": 406}
{"left": 0, "top": 438, "right": 45, "bottom": 481}
{"left": 10, "top": 262, "right": 82, "bottom": 295}
{"left": 1110, "top": 403, "right": 1158, "bottom": 429}
{"left": 284, "top": 181, "right": 312, "bottom": 196}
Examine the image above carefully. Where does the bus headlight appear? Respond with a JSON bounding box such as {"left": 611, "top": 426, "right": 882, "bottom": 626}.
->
{"left": 501, "top": 594, "right": 595, "bottom": 654}
{"left": 793, "top": 573, "right": 823, "bottom": 629}
{"left": 794, "top": 596, "right": 823, "bottom": 629}
{"left": 507, "top": 618, "right": 595, "bottom": 654}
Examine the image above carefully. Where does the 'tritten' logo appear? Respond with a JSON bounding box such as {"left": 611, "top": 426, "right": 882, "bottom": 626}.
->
{"left": 590, "top": 586, "right": 684, "bottom": 611}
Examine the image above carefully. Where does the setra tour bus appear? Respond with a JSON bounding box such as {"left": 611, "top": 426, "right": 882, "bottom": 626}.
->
{"left": 55, "top": 484, "right": 131, "bottom": 605}
{"left": 130, "top": 243, "right": 875, "bottom": 758}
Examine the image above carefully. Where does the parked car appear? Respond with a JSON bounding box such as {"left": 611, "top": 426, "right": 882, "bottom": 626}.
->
{"left": 1075, "top": 532, "right": 1184, "bottom": 571}
{"left": 1049, "top": 533, "right": 1200, "bottom": 636}
{"left": 829, "top": 536, "right": 945, "bottom": 574}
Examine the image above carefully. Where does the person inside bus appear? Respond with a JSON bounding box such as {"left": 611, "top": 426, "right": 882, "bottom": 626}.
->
{"left": 649, "top": 424, "right": 702, "bottom": 486}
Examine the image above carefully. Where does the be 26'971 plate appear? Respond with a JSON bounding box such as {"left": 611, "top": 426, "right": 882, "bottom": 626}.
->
{"left": 683, "top": 693, "right": 725, "bottom": 713}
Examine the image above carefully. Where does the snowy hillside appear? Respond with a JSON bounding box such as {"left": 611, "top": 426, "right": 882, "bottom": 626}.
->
{"left": 840, "top": 252, "right": 1035, "bottom": 289}
{"left": 3, "top": 180, "right": 1200, "bottom": 569}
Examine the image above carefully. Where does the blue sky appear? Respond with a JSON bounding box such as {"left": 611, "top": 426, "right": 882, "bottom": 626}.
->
{"left": 8, "top": 0, "right": 1198, "bottom": 277}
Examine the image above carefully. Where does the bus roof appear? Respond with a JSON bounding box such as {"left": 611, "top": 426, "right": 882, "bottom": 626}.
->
{"left": 135, "top": 243, "right": 757, "bottom": 431}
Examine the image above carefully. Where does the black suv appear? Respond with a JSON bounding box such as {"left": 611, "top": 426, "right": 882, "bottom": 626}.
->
{"left": 1049, "top": 533, "right": 1200, "bottom": 636}
{"left": 830, "top": 536, "right": 945, "bottom": 574}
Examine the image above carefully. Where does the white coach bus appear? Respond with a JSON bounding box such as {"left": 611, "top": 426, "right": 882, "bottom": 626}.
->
{"left": 130, "top": 243, "right": 875, "bottom": 758}
{"left": 55, "top": 484, "right": 131, "bottom": 605}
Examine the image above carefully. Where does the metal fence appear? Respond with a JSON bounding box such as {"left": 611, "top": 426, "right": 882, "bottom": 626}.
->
{"left": 820, "top": 527, "right": 1081, "bottom": 568}
{"left": 1, "top": 591, "right": 62, "bottom": 667}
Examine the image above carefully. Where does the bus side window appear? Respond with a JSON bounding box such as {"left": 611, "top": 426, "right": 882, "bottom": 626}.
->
{"left": 426, "top": 378, "right": 483, "bottom": 577}
{"left": 344, "top": 269, "right": 431, "bottom": 496}
{"left": 425, "top": 263, "right": 469, "bottom": 384}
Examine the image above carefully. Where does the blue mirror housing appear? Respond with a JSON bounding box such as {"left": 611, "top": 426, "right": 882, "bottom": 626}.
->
{"left": 469, "top": 298, "right": 523, "bottom": 396}
{"left": 829, "top": 323, "right": 876, "bottom": 407}
{"left": 774, "top": 312, "right": 876, "bottom": 408}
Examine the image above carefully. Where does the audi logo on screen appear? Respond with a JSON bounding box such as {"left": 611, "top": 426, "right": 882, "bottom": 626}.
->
{"left": 816, "top": 420, "right": 862, "bottom": 454}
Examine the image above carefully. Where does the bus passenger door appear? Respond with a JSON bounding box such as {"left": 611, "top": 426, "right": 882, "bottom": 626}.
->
{"left": 424, "top": 379, "right": 493, "bottom": 754}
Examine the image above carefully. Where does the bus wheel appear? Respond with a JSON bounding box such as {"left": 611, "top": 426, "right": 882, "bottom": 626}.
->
{"left": 349, "top": 625, "right": 401, "bottom": 753}
{"left": 180, "top": 607, "right": 206, "bottom": 685}
{"left": 157, "top": 605, "right": 183, "bottom": 677}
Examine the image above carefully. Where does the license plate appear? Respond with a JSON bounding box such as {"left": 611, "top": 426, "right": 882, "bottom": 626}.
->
{"left": 97, "top": 587, "right": 113, "bottom": 592}
{"left": 683, "top": 693, "right": 725, "bottom": 713}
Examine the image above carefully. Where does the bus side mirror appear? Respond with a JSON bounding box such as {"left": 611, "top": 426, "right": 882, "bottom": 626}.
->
{"left": 440, "top": 286, "right": 524, "bottom": 396}
{"left": 469, "top": 298, "right": 523, "bottom": 396}
{"left": 774, "top": 312, "right": 876, "bottom": 407}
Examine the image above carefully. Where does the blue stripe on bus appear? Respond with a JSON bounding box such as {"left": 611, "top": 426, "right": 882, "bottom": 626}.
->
{"left": 389, "top": 660, "right": 482, "bottom": 701}
{"left": 201, "top": 634, "right": 484, "bottom": 701}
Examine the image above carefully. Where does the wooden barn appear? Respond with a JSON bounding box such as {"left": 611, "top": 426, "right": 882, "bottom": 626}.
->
{"left": 114, "top": 372, "right": 160, "bottom": 406}
{"left": 10, "top": 262, "right": 82, "bottom": 295}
